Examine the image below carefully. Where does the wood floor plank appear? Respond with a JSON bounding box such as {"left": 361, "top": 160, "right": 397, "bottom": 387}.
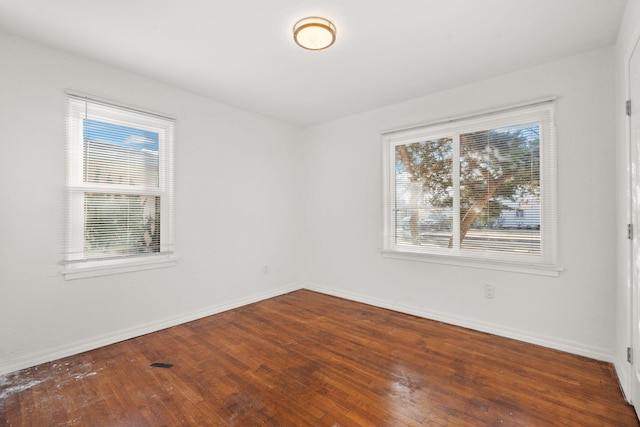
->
{"left": 1, "top": 289, "right": 637, "bottom": 426}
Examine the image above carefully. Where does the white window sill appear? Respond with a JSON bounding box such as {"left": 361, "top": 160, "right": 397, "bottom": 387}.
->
{"left": 61, "top": 254, "right": 177, "bottom": 280}
{"left": 380, "top": 249, "right": 561, "bottom": 277}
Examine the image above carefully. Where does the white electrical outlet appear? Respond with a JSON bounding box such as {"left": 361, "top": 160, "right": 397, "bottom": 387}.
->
{"left": 262, "top": 264, "right": 268, "bottom": 274}
{"left": 484, "top": 284, "right": 495, "bottom": 299}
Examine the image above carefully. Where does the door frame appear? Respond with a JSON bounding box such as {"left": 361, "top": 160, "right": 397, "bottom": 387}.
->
{"left": 629, "top": 33, "right": 640, "bottom": 410}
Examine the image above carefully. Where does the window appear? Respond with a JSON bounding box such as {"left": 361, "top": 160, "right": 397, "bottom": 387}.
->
{"left": 382, "top": 100, "right": 558, "bottom": 275}
{"left": 63, "top": 93, "right": 175, "bottom": 279}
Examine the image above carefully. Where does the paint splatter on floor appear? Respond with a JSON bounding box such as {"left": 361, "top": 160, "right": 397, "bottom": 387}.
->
{"left": 0, "top": 361, "right": 102, "bottom": 400}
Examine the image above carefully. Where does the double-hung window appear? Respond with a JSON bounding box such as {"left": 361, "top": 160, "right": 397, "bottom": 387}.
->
{"left": 382, "top": 99, "right": 559, "bottom": 275}
{"left": 63, "top": 93, "right": 175, "bottom": 279}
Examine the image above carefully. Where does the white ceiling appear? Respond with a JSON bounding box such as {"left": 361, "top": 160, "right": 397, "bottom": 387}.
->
{"left": 0, "top": 0, "right": 627, "bottom": 127}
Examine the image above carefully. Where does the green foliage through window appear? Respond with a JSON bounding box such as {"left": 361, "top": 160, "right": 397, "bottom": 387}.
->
{"left": 394, "top": 125, "right": 541, "bottom": 254}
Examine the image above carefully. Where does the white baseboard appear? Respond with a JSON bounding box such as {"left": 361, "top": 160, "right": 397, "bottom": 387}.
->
{"left": 1, "top": 283, "right": 616, "bottom": 377}
{"left": 303, "top": 283, "right": 614, "bottom": 363}
{"left": 0, "top": 284, "right": 303, "bottom": 376}
{"left": 614, "top": 355, "right": 633, "bottom": 403}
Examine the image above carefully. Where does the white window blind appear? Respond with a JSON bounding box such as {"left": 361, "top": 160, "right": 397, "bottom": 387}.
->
{"left": 63, "top": 93, "right": 175, "bottom": 279}
{"left": 382, "top": 99, "right": 558, "bottom": 274}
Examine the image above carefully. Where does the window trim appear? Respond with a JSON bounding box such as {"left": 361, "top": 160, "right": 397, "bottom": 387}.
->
{"left": 381, "top": 99, "right": 560, "bottom": 276}
{"left": 62, "top": 92, "right": 176, "bottom": 280}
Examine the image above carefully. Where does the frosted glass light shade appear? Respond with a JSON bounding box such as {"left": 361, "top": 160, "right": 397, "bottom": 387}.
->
{"left": 293, "top": 17, "right": 336, "bottom": 50}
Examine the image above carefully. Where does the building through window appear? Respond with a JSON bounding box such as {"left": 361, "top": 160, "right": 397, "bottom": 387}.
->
{"left": 382, "top": 100, "right": 558, "bottom": 273}
{"left": 63, "top": 94, "right": 175, "bottom": 279}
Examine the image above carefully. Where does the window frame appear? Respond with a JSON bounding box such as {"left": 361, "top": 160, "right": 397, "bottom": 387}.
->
{"left": 63, "top": 93, "right": 176, "bottom": 280}
{"left": 381, "top": 99, "right": 560, "bottom": 276}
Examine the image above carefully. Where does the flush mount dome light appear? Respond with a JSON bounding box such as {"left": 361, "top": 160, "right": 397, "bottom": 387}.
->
{"left": 293, "top": 17, "right": 336, "bottom": 50}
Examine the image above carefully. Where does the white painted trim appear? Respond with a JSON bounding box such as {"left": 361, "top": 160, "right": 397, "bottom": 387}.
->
{"left": 381, "top": 101, "right": 560, "bottom": 273}
{"left": 62, "top": 256, "right": 177, "bottom": 280}
{"left": 0, "top": 283, "right": 303, "bottom": 376}
{"left": 303, "top": 283, "right": 613, "bottom": 362}
{"left": 381, "top": 250, "right": 562, "bottom": 277}
{"left": 626, "top": 29, "right": 640, "bottom": 407}
{"left": 0, "top": 282, "right": 614, "bottom": 377}
{"left": 65, "top": 90, "right": 176, "bottom": 121}
{"left": 380, "top": 96, "right": 558, "bottom": 135}
{"left": 615, "top": 355, "right": 632, "bottom": 402}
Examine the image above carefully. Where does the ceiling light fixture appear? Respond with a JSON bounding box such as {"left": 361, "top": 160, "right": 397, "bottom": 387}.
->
{"left": 293, "top": 17, "right": 336, "bottom": 51}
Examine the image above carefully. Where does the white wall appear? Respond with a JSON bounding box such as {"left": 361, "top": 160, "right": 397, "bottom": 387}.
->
{"left": 614, "top": 0, "right": 640, "bottom": 402}
{"left": 0, "top": 22, "right": 626, "bottom": 379}
{"left": 0, "top": 31, "right": 303, "bottom": 375}
{"left": 301, "top": 47, "right": 617, "bottom": 361}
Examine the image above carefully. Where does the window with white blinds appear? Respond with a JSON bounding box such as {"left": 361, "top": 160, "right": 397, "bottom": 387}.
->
{"left": 63, "top": 93, "right": 175, "bottom": 279}
{"left": 382, "top": 100, "right": 559, "bottom": 275}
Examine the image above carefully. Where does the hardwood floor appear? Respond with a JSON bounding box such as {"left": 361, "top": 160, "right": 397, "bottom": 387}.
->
{"left": 1, "top": 289, "right": 637, "bottom": 426}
